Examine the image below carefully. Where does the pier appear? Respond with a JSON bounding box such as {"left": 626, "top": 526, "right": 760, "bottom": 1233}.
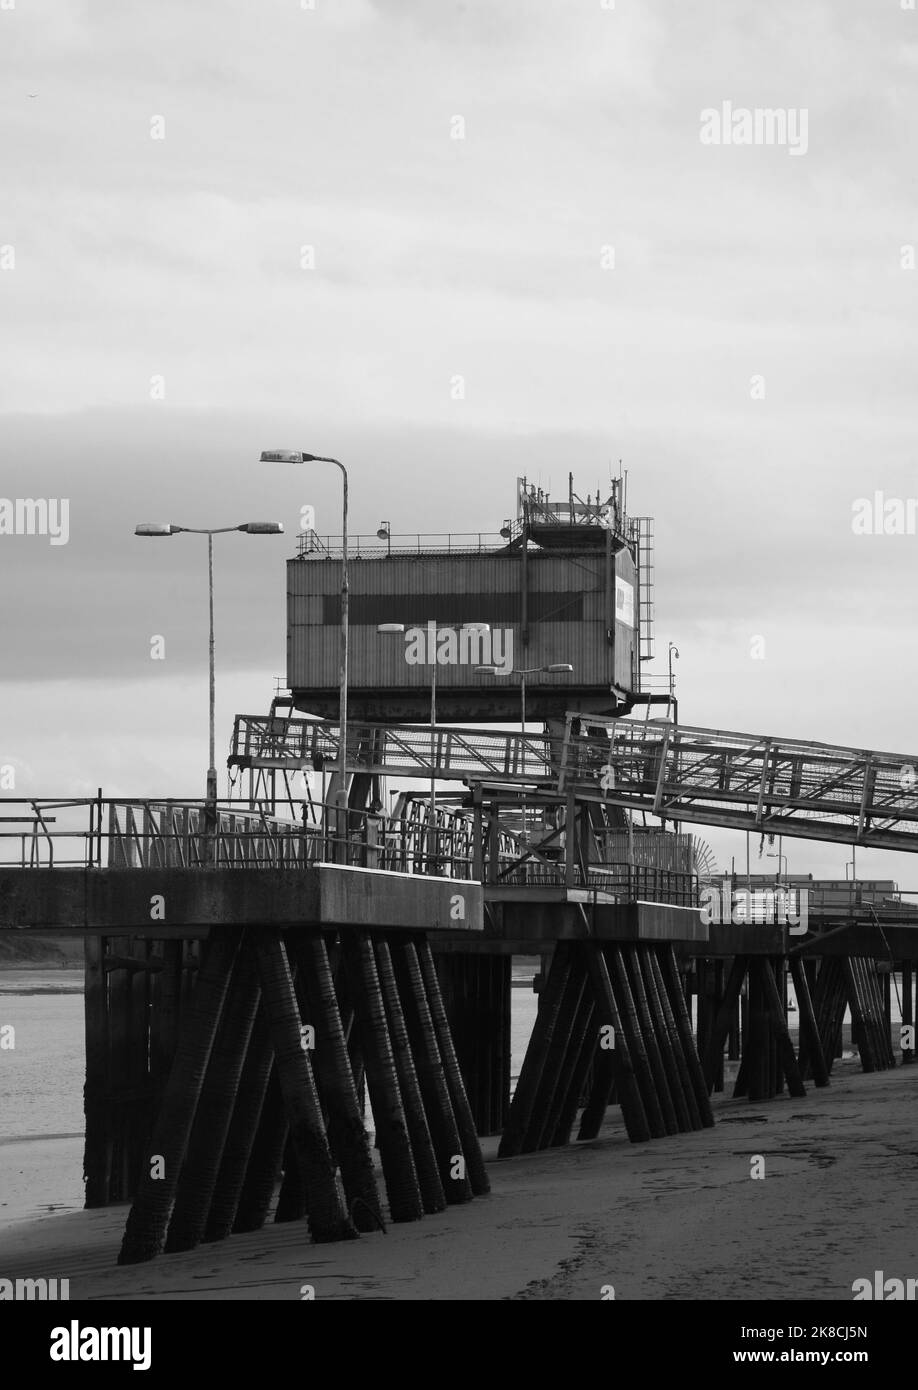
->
{"left": 2, "top": 476, "right": 917, "bottom": 1266}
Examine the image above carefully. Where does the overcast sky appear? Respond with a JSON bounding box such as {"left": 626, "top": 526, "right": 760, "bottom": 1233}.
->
{"left": 2, "top": 0, "right": 917, "bottom": 888}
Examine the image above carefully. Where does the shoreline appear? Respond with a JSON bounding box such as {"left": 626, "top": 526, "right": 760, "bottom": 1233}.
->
{"left": 0, "top": 967, "right": 84, "bottom": 996}
{"left": 2, "top": 1062, "right": 916, "bottom": 1301}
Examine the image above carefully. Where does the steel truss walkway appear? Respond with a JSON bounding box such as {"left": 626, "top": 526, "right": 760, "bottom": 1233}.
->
{"left": 230, "top": 711, "right": 918, "bottom": 853}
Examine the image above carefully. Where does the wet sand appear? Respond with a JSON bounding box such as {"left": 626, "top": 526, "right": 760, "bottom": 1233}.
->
{"left": 2, "top": 1061, "right": 916, "bottom": 1301}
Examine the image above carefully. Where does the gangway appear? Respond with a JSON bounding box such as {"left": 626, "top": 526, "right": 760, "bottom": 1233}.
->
{"left": 229, "top": 711, "right": 918, "bottom": 853}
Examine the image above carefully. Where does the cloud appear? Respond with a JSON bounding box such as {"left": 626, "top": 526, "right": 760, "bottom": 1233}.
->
{"left": 1, "top": 0, "right": 917, "bottom": 883}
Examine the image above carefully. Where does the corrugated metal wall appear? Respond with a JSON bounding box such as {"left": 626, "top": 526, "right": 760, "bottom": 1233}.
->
{"left": 287, "top": 545, "right": 638, "bottom": 718}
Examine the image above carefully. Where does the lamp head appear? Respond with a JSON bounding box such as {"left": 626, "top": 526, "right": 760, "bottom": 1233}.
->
{"left": 242, "top": 522, "right": 285, "bottom": 534}
{"left": 135, "top": 523, "right": 174, "bottom": 537}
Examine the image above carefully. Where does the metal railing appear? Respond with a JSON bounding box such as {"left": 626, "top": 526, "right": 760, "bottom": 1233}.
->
{"left": 559, "top": 714, "right": 918, "bottom": 853}
{"left": 231, "top": 713, "right": 560, "bottom": 784}
{"left": 0, "top": 799, "right": 318, "bottom": 871}
{"left": 296, "top": 531, "right": 510, "bottom": 560}
{"left": 0, "top": 795, "right": 700, "bottom": 908}
{"left": 230, "top": 717, "right": 559, "bottom": 783}
{"left": 492, "top": 860, "right": 697, "bottom": 905}
{"left": 0, "top": 797, "right": 513, "bottom": 880}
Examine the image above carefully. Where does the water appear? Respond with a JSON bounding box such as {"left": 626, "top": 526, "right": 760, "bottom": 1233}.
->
{"left": 0, "top": 971, "right": 86, "bottom": 1230}
{"left": 511, "top": 979, "right": 539, "bottom": 1087}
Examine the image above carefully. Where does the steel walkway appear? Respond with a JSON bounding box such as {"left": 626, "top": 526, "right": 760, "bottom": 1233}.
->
{"left": 230, "top": 711, "right": 918, "bottom": 852}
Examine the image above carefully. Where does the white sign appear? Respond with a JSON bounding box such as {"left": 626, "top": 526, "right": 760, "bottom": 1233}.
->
{"left": 615, "top": 577, "right": 635, "bottom": 629}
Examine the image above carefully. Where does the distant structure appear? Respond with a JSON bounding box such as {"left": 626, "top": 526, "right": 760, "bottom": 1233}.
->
{"left": 288, "top": 473, "right": 655, "bottom": 722}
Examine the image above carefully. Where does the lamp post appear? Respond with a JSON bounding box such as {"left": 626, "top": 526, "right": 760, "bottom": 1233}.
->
{"left": 134, "top": 520, "right": 284, "bottom": 856}
{"left": 846, "top": 846, "right": 858, "bottom": 908}
{"left": 475, "top": 663, "right": 574, "bottom": 838}
{"left": 766, "top": 836, "right": 788, "bottom": 884}
{"left": 378, "top": 621, "right": 490, "bottom": 862}
{"left": 261, "top": 450, "right": 349, "bottom": 857}
{"left": 668, "top": 642, "right": 680, "bottom": 724}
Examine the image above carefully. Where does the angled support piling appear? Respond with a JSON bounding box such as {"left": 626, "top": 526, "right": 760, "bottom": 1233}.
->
{"left": 253, "top": 928, "right": 356, "bottom": 1243}
{"left": 118, "top": 927, "right": 243, "bottom": 1265}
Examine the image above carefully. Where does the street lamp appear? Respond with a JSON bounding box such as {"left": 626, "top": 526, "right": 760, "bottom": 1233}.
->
{"left": 475, "top": 663, "right": 574, "bottom": 839}
{"left": 261, "top": 449, "right": 348, "bottom": 857}
{"left": 668, "top": 642, "right": 680, "bottom": 723}
{"left": 378, "top": 621, "right": 490, "bottom": 854}
{"left": 377, "top": 521, "right": 391, "bottom": 558}
{"left": 474, "top": 663, "right": 573, "bottom": 748}
{"left": 134, "top": 521, "right": 284, "bottom": 843}
{"left": 766, "top": 836, "right": 788, "bottom": 884}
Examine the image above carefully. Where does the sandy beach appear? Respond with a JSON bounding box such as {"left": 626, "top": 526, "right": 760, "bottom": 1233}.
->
{"left": 2, "top": 1060, "right": 915, "bottom": 1302}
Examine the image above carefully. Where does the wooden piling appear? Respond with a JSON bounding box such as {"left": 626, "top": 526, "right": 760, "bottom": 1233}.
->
{"left": 701, "top": 956, "right": 747, "bottom": 1093}
{"left": 712, "top": 960, "right": 726, "bottom": 1092}
{"left": 499, "top": 943, "right": 573, "bottom": 1157}
{"left": 790, "top": 955, "right": 829, "bottom": 1087}
{"left": 757, "top": 958, "right": 806, "bottom": 1098}
{"left": 165, "top": 935, "right": 261, "bottom": 1251}
{"left": 83, "top": 934, "right": 111, "bottom": 1208}
{"left": 274, "top": 1133, "right": 308, "bottom": 1223}
{"left": 291, "top": 933, "right": 383, "bottom": 1233}
{"left": 391, "top": 940, "right": 472, "bottom": 1204}
{"left": 903, "top": 963, "right": 914, "bottom": 1063}
{"left": 745, "top": 964, "right": 768, "bottom": 1103}
{"left": 205, "top": 1000, "right": 276, "bottom": 1241}
{"left": 659, "top": 946, "right": 714, "bottom": 1127}
{"left": 524, "top": 949, "right": 587, "bottom": 1152}
{"left": 253, "top": 928, "right": 356, "bottom": 1243}
{"left": 644, "top": 948, "right": 698, "bottom": 1131}
{"left": 417, "top": 939, "right": 490, "bottom": 1195}
{"left": 605, "top": 945, "right": 667, "bottom": 1138}
{"left": 575, "top": 1043, "right": 615, "bottom": 1142}
{"left": 550, "top": 992, "right": 596, "bottom": 1146}
{"left": 534, "top": 967, "right": 592, "bottom": 1150}
{"left": 843, "top": 957, "right": 874, "bottom": 1072}
{"left": 343, "top": 931, "right": 425, "bottom": 1221}
{"left": 375, "top": 939, "right": 446, "bottom": 1214}
{"left": 623, "top": 946, "right": 679, "bottom": 1136}
{"left": 232, "top": 1061, "right": 289, "bottom": 1234}
{"left": 583, "top": 943, "right": 651, "bottom": 1143}
{"left": 118, "top": 927, "right": 243, "bottom": 1265}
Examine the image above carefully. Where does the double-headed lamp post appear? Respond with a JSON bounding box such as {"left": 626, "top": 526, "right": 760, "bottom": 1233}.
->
{"left": 261, "top": 450, "right": 349, "bottom": 852}
{"left": 134, "top": 521, "right": 284, "bottom": 819}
